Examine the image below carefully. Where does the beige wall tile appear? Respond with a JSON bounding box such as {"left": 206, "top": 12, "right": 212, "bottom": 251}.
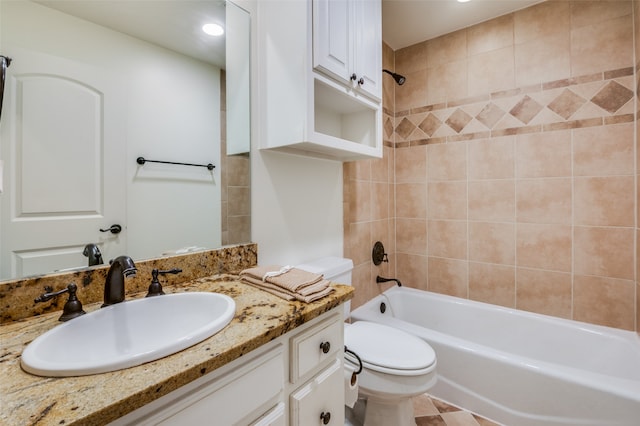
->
{"left": 395, "top": 68, "right": 428, "bottom": 111}
{"left": 396, "top": 218, "right": 427, "bottom": 255}
{"left": 427, "top": 60, "right": 468, "bottom": 105}
{"left": 428, "top": 257, "right": 468, "bottom": 297}
{"left": 348, "top": 222, "right": 372, "bottom": 266}
{"left": 515, "top": 31, "right": 571, "bottom": 87}
{"left": 395, "top": 183, "right": 427, "bottom": 218}
{"left": 571, "top": 15, "right": 633, "bottom": 76}
{"left": 351, "top": 261, "right": 374, "bottom": 310}
{"left": 516, "top": 178, "right": 572, "bottom": 224}
{"left": 573, "top": 123, "right": 634, "bottom": 176}
{"left": 571, "top": 0, "right": 632, "bottom": 29}
{"left": 468, "top": 136, "right": 515, "bottom": 180}
{"left": 428, "top": 142, "right": 467, "bottom": 181}
{"left": 514, "top": 1, "right": 571, "bottom": 44}
{"left": 516, "top": 268, "right": 572, "bottom": 318}
{"left": 516, "top": 223, "right": 572, "bottom": 272}
{"left": 428, "top": 181, "right": 468, "bottom": 220}
{"left": 468, "top": 180, "right": 515, "bottom": 222}
{"left": 574, "top": 226, "right": 635, "bottom": 280}
{"left": 395, "top": 41, "right": 428, "bottom": 74}
{"left": 516, "top": 130, "right": 572, "bottom": 178}
{"left": 574, "top": 176, "right": 635, "bottom": 227}
{"left": 467, "top": 46, "right": 515, "bottom": 97}
{"left": 469, "top": 262, "right": 515, "bottom": 307}
{"left": 395, "top": 145, "right": 427, "bottom": 183}
{"left": 574, "top": 274, "right": 635, "bottom": 330}
{"left": 428, "top": 30, "right": 467, "bottom": 67}
{"left": 348, "top": 180, "right": 371, "bottom": 223}
{"left": 396, "top": 253, "right": 428, "bottom": 291}
{"left": 371, "top": 181, "right": 390, "bottom": 220}
{"left": 469, "top": 221, "right": 515, "bottom": 265}
{"left": 371, "top": 219, "right": 392, "bottom": 256}
{"left": 467, "top": 14, "right": 514, "bottom": 56}
{"left": 428, "top": 220, "right": 467, "bottom": 260}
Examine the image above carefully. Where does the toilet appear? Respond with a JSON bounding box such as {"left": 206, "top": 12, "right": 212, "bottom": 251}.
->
{"left": 296, "top": 257, "right": 437, "bottom": 426}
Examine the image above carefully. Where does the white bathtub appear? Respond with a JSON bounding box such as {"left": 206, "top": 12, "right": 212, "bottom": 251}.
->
{"left": 349, "top": 286, "right": 640, "bottom": 426}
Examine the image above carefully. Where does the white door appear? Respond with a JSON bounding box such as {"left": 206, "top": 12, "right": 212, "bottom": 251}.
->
{"left": 0, "top": 46, "right": 127, "bottom": 279}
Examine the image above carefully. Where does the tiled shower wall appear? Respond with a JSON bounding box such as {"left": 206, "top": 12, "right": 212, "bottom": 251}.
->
{"left": 344, "top": 0, "right": 639, "bottom": 331}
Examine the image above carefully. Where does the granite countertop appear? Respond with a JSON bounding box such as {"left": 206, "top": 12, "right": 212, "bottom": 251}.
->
{"left": 0, "top": 276, "right": 353, "bottom": 426}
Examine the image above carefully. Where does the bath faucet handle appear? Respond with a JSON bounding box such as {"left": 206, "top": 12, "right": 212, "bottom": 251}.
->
{"left": 35, "top": 283, "right": 86, "bottom": 322}
{"left": 146, "top": 268, "right": 182, "bottom": 297}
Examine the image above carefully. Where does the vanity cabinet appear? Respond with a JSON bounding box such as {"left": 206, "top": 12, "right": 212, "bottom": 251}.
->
{"left": 258, "top": 0, "right": 382, "bottom": 161}
{"left": 110, "top": 308, "right": 344, "bottom": 426}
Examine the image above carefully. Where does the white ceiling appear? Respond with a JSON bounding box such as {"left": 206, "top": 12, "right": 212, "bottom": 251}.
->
{"left": 382, "top": 0, "right": 544, "bottom": 50}
{"left": 35, "top": 0, "right": 227, "bottom": 67}
{"left": 36, "top": 0, "right": 545, "bottom": 66}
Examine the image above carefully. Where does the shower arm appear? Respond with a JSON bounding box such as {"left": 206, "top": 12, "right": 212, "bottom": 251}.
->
{"left": 376, "top": 275, "right": 403, "bottom": 287}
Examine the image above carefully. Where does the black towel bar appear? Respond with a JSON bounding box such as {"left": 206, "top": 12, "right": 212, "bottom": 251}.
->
{"left": 136, "top": 156, "right": 215, "bottom": 171}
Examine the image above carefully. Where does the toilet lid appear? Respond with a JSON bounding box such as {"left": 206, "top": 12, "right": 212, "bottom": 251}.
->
{"left": 344, "top": 321, "right": 436, "bottom": 371}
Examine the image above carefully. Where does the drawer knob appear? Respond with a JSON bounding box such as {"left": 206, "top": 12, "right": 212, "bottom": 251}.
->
{"left": 320, "top": 411, "right": 331, "bottom": 424}
{"left": 319, "top": 341, "right": 331, "bottom": 354}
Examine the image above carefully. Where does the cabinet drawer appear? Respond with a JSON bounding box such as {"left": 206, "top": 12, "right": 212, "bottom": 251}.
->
{"left": 290, "top": 359, "right": 344, "bottom": 426}
{"left": 290, "top": 312, "right": 342, "bottom": 382}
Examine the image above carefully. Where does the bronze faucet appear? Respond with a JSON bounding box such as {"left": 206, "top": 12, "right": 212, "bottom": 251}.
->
{"left": 102, "top": 256, "right": 137, "bottom": 307}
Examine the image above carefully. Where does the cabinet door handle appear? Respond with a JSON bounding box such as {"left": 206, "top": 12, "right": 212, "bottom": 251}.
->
{"left": 320, "top": 411, "right": 331, "bottom": 424}
{"left": 319, "top": 341, "right": 331, "bottom": 354}
{"left": 350, "top": 73, "right": 357, "bottom": 81}
{"left": 357, "top": 77, "right": 364, "bottom": 86}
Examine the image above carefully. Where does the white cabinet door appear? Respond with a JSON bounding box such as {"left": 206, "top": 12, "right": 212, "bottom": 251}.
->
{"left": 353, "top": 0, "right": 382, "bottom": 99}
{"left": 290, "top": 359, "right": 344, "bottom": 426}
{"left": 313, "top": 0, "right": 381, "bottom": 100}
{"left": 313, "top": 0, "right": 351, "bottom": 84}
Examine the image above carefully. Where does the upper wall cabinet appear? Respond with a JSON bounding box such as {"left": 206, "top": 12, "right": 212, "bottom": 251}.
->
{"left": 258, "top": 0, "right": 382, "bottom": 161}
{"left": 313, "top": 0, "right": 381, "bottom": 100}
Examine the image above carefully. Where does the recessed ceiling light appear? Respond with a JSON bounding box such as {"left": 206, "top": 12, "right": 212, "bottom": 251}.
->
{"left": 457, "top": 0, "right": 471, "bottom": 3}
{"left": 202, "top": 23, "right": 224, "bottom": 36}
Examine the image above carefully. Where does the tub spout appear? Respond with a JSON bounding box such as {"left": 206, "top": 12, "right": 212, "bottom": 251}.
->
{"left": 376, "top": 275, "right": 402, "bottom": 287}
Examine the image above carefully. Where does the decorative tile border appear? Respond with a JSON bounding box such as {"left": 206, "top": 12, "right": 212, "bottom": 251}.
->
{"left": 387, "top": 67, "right": 635, "bottom": 147}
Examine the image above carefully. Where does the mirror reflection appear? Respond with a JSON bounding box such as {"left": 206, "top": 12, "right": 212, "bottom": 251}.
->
{"left": 0, "top": 0, "right": 251, "bottom": 281}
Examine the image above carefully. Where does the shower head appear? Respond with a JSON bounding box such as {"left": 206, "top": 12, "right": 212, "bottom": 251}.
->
{"left": 383, "top": 69, "right": 406, "bottom": 85}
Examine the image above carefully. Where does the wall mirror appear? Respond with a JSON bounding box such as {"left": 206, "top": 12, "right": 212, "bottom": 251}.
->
{"left": 0, "top": 0, "right": 251, "bottom": 280}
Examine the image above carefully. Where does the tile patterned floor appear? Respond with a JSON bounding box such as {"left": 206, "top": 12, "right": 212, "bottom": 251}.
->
{"left": 413, "top": 394, "right": 501, "bottom": 426}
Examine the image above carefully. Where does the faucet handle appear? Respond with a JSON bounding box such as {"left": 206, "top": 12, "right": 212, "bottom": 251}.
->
{"left": 146, "top": 268, "right": 182, "bottom": 297}
{"left": 35, "top": 283, "right": 86, "bottom": 322}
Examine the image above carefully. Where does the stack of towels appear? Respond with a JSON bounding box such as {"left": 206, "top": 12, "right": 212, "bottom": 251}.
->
{"left": 239, "top": 265, "right": 334, "bottom": 302}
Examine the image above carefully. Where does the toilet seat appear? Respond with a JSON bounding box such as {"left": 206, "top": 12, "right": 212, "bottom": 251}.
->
{"left": 344, "top": 321, "right": 436, "bottom": 375}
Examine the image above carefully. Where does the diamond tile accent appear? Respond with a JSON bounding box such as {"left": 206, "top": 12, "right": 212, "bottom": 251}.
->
{"left": 547, "top": 89, "right": 587, "bottom": 119}
{"left": 395, "top": 117, "right": 417, "bottom": 139}
{"left": 591, "top": 81, "right": 634, "bottom": 114}
{"left": 418, "top": 114, "right": 442, "bottom": 137}
{"left": 384, "top": 116, "right": 394, "bottom": 138}
{"left": 476, "top": 103, "right": 506, "bottom": 129}
{"left": 509, "top": 95, "right": 543, "bottom": 124}
{"left": 445, "top": 109, "right": 472, "bottom": 133}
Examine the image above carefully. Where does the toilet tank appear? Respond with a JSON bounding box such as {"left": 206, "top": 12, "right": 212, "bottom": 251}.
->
{"left": 297, "top": 257, "right": 353, "bottom": 317}
{"left": 296, "top": 257, "right": 353, "bottom": 284}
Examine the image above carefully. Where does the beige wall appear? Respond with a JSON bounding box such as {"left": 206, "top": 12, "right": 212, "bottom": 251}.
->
{"left": 345, "top": 0, "right": 638, "bottom": 331}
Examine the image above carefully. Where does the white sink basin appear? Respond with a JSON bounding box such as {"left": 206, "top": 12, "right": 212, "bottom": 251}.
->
{"left": 21, "top": 292, "right": 235, "bottom": 377}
